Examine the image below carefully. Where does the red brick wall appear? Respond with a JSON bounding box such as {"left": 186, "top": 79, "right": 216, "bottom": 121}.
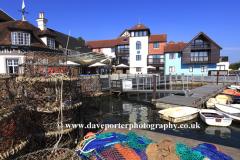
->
{"left": 92, "top": 48, "right": 103, "bottom": 54}
{"left": 148, "top": 42, "right": 166, "bottom": 55}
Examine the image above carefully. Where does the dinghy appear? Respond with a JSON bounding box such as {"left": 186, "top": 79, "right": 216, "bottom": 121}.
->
{"left": 215, "top": 103, "right": 240, "bottom": 123}
{"left": 206, "top": 98, "right": 228, "bottom": 109}
{"left": 230, "top": 85, "right": 240, "bottom": 90}
{"left": 199, "top": 109, "right": 232, "bottom": 126}
{"left": 221, "top": 89, "right": 240, "bottom": 96}
{"left": 158, "top": 107, "right": 199, "bottom": 123}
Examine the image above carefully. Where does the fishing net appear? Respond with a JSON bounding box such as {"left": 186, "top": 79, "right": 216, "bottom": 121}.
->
{"left": 175, "top": 143, "right": 206, "bottom": 160}
{"left": 192, "top": 143, "right": 234, "bottom": 160}
{"left": 76, "top": 132, "right": 156, "bottom": 160}
{"left": 15, "top": 148, "right": 81, "bottom": 160}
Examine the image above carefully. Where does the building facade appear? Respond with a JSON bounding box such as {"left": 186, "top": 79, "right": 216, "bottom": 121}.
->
{"left": 86, "top": 24, "right": 167, "bottom": 74}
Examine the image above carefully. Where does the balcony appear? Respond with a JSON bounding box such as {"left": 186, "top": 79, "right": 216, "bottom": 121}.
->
{"left": 147, "top": 58, "right": 164, "bottom": 65}
{"left": 219, "top": 56, "right": 228, "bottom": 62}
{"left": 191, "top": 42, "right": 211, "bottom": 49}
{"left": 190, "top": 56, "right": 210, "bottom": 63}
{"left": 113, "top": 60, "right": 129, "bottom": 66}
{"left": 115, "top": 48, "right": 129, "bottom": 55}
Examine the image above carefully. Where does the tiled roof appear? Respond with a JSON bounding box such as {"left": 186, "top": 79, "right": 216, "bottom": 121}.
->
{"left": 0, "top": 9, "right": 15, "bottom": 22}
{"left": 37, "top": 29, "right": 56, "bottom": 37}
{"left": 164, "top": 42, "right": 188, "bottom": 53}
{"left": 149, "top": 34, "right": 167, "bottom": 42}
{"left": 0, "top": 20, "right": 48, "bottom": 48}
{"left": 129, "top": 24, "right": 149, "bottom": 31}
{"left": 48, "top": 28, "right": 92, "bottom": 52}
{"left": 85, "top": 37, "right": 130, "bottom": 49}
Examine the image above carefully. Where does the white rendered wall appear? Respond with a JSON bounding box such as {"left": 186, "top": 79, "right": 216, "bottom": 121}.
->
{"left": 0, "top": 55, "right": 24, "bottom": 73}
{"left": 102, "top": 48, "right": 115, "bottom": 58}
{"left": 129, "top": 36, "right": 148, "bottom": 74}
{"left": 41, "top": 37, "right": 47, "bottom": 46}
{"left": 217, "top": 61, "right": 229, "bottom": 71}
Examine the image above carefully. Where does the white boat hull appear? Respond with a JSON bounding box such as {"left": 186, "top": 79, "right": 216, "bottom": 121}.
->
{"left": 200, "top": 109, "right": 232, "bottom": 126}
{"left": 158, "top": 107, "right": 199, "bottom": 123}
{"left": 215, "top": 103, "right": 240, "bottom": 123}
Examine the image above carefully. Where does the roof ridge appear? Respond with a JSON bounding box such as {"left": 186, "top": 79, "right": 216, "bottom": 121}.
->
{"left": 86, "top": 38, "right": 117, "bottom": 42}
{"left": 151, "top": 34, "right": 167, "bottom": 35}
{"left": 0, "top": 9, "right": 15, "bottom": 21}
{"left": 47, "top": 28, "right": 78, "bottom": 40}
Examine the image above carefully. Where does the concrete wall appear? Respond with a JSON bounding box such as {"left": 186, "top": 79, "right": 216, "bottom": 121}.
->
{"left": 165, "top": 52, "right": 217, "bottom": 75}
{"left": 129, "top": 36, "right": 148, "bottom": 74}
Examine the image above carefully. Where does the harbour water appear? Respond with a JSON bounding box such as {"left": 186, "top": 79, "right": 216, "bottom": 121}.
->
{"left": 99, "top": 92, "right": 240, "bottom": 149}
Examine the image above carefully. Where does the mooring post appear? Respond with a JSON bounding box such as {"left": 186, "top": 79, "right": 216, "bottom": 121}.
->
{"left": 153, "top": 75, "right": 156, "bottom": 100}
{"left": 165, "top": 75, "right": 166, "bottom": 90}
{"left": 182, "top": 74, "right": 184, "bottom": 91}
{"left": 223, "top": 74, "right": 225, "bottom": 85}
{"left": 137, "top": 75, "right": 139, "bottom": 90}
{"left": 202, "top": 74, "right": 203, "bottom": 85}
{"left": 170, "top": 73, "right": 172, "bottom": 90}
{"left": 217, "top": 71, "right": 219, "bottom": 85}
{"left": 187, "top": 76, "right": 188, "bottom": 89}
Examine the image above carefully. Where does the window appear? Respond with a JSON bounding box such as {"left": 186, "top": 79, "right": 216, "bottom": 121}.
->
{"left": 123, "top": 39, "right": 127, "bottom": 42}
{"left": 98, "top": 49, "right": 101, "bottom": 52}
{"left": 136, "top": 41, "right": 141, "bottom": 49}
{"left": 117, "top": 45, "right": 129, "bottom": 53}
{"left": 7, "top": 59, "right": 18, "bottom": 73}
{"left": 191, "top": 38, "right": 209, "bottom": 48}
{"left": 217, "top": 65, "right": 225, "bottom": 70}
{"left": 154, "top": 43, "right": 159, "bottom": 48}
{"left": 191, "top": 52, "right": 209, "bottom": 62}
{"left": 139, "top": 31, "right": 142, "bottom": 36}
{"left": 11, "top": 32, "right": 30, "bottom": 45}
{"left": 135, "top": 32, "right": 138, "bottom": 37}
{"left": 67, "top": 50, "right": 71, "bottom": 56}
{"left": 87, "top": 45, "right": 91, "bottom": 48}
{"left": 189, "top": 66, "right": 193, "bottom": 73}
{"left": 136, "top": 55, "right": 141, "bottom": 61}
{"left": 169, "top": 66, "right": 175, "bottom": 73}
{"left": 111, "top": 47, "right": 115, "bottom": 52}
{"left": 47, "top": 38, "right": 55, "bottom": 49}
{"left": 148, "top": 55, "right": 164, "bottom": 64}
{"left": 201, "top": 66, "right": 208, "bottom": 72}
{"left": 131, "top": 31, "right": 134, "bottom": 37}
{"left": 169, "top": 53, "right": 176, "bottom": 60}
{"left": 136, "top": 67, "right": 141, "bottom": 72}
{"left": 143, "top": 31, "right": 147, "bottom": 36}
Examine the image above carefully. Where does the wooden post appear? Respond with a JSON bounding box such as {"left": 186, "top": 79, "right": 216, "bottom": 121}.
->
{"left": 137, "top": 76, "right": 139, "bottom": 90}
{"left": 202, "top": 74, "right": 203, "bottom": 85}
{"left": 143, "top": 77, "right": 145, "bottom": 90}
{"left": 150, "top": 77, "right": 152, "bottom": 90}
{"left": 182, "top": 74, "right": 184, "bottom": 90}
{"left": 127, "top": 73, "right": 129, "bottom": 79}
{"left": 153, "top": 75, "right": 156, "bottom": 100}
{"left": 187, "top": 76, "right": 188, "bottom": 89}
{"left": 170, "top": 73, "right": 172, "bottom": 90}
{"left": 223, "top": 75, "right": 225, "bottom": 85}
{"left": 217, "top": 71, "right": 219, "bottom": 85}
{"left": 192, "top": 73, "right": 193, "bottom": 86}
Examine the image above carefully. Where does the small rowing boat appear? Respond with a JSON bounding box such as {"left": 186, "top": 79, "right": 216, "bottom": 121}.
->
{"left": 199, "top": 109, "right": 232, "bottom": 126}
{"left": 215, "top": 103, "right": 240, "bottom": 123}
{"left": 221, "top": 89, "right": 240, "bottom": 96}
{"left": 158, "top": 107, "right": 199, "bottom": 123}
{"left": 206, "top": 98, "right": 229, "bottom": 109}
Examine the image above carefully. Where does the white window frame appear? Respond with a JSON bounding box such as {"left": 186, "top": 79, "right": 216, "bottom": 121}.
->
{"left": 47, "top": 38, "right": 55, "bottom": 49}
{"left": 111, "top": 47, "right": 115, "bottom": 52}
{"left": 201, "top": 66, "right": 208, "bottom": 72}
{"left": 6, "top": 59, "right": 19, "bottom": 73}
{"left": 154, "top": 43, "right": 159, "bottom": 48}
{"left": 67, "top": 50, "right": 71, "bottom": 56}
{"left": 189, "top": 66, "right": 193, "bottom": 73}
{"left": 169, "top": 53, "right": 176, "bottom": 60}
{"left": 169, "top": 66, "right": 175, "bottom": 73}
{"left": 217, "top": 65, "right": 225, "bottom": 70}
{"left": 11, "top": 32, "right": 30, "bottom": 45}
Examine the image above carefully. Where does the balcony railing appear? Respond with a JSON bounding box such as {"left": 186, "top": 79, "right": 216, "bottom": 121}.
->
{"left": 113, "top": 60, "right": 129, "bottom": 66}
{"left": 116, "top": 49, "right": 129, "bottom": 54}
{"left": 190, "top": 56, "right": 210, "bottom": 63}
{"left": 219, "top": 56, "right": 228, "bottom": 62}
{"left": 147, "top": 58, "right": 164, "bottom": 65}
{"left": 191, "top": 42, "right": 210, "bottom": 49}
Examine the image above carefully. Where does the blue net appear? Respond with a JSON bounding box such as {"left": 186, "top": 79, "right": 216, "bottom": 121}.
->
{"left": 192, "top": 143, "right": 234, "bottom": 160}
{"left": 175, "top": 143, "right": 206, "bottom": 160}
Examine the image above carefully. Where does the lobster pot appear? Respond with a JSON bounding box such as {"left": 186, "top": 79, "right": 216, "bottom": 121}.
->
{"left": 80, "top": 75, "right": 102, "bottom": 97}
{"left": 62, "top": 78, "right": 81, "bottom": 101}
{"left": 15, "top": 148, "right": 81, "bottom": 160}
{"left": 0, "top": 107, "right": 31, "bottom": 160}
{"left": 83, "top": 116, "right": 104, "bottom": 136}
{"left": 32, "top": 128, "right": 78, "bottom": 150}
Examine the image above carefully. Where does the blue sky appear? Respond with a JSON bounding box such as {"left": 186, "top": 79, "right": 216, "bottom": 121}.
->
{"left": 1, "top": 0, "right": 240, "bottom": 64}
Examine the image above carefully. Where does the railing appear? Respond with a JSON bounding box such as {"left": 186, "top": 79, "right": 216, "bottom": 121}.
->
{"left": 219, "top": 56, "right": 228, "bottom": 62}
{"left": 147, "top": 58, "right": 164, "bottom": 65}
{"left": 116, "top": 49, "right": 129, "bottom": 54}
{"left": 191, "top": 42, "right": 210, "bottom": 49}
{"left": 190, "top": 56, "right": 210, "bottom": 62}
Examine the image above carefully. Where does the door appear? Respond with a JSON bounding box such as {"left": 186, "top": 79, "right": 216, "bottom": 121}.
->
{"left": 123, "top": 68, "right": 126, "bottom": 74}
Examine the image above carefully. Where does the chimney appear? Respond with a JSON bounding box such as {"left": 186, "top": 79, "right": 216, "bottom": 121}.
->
{"left": 178, "top": 41, "right": 183, "bottom": 43}
{"left": 36, "top": 12, "right": 48, "bottom": 30}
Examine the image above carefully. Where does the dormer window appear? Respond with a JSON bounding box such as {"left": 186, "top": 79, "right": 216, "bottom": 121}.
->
{"left": 11, "top": 32, "right": 30, "bottom": 45}
{"left": 47, "top": 38, "right": 55, "bottom": 49}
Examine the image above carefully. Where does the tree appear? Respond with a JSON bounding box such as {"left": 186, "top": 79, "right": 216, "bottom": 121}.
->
{"left": 229, "top": 62, "right": 240, "bottom": 70}
{"left": 78, "top": 36, "right": 85, "bottom": 44}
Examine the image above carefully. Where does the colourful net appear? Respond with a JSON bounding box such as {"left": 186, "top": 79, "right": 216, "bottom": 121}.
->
{"left": 76, "top": 132, "right": 156, "bottom": 160}
{"left": 175, "top": 143, "right": 206, "bottom": 160}
{"left": 192, "top": 143, "right": 234, "bottom": 160}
